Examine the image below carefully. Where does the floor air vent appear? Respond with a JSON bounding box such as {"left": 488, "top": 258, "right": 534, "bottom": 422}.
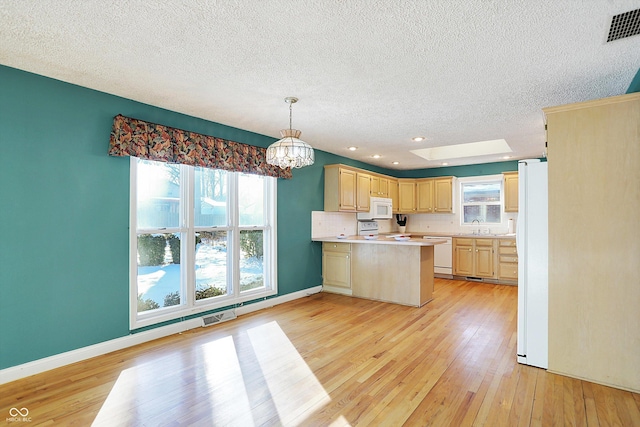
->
{"left": 607, "top": 8, "right": 640, "bottom": 42}
{"left": 202, "top": 310, "right": 237, "bottom": 327}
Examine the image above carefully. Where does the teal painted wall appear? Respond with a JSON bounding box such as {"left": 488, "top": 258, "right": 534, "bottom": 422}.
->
{"left": 627, "top": 68, "right": 640, "bottom": 93}
{"left": 0, "top": 64, "right": 526, "bottom": 370}
{"left": 396, "top": 160, "right": 520, "bottom": 178}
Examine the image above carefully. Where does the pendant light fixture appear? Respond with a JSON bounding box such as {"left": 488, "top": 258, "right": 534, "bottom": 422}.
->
{"left": 266, "top": 97, "right": 314, "bottom": 169}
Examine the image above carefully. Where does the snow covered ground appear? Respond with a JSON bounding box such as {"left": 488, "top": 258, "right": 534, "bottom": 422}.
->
{"left": 138, "top": 244, "right": 263, "bottom": 306}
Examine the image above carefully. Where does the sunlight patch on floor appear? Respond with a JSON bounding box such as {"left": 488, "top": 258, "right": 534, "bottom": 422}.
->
{"left": 247, "top": 321, "right": 332, "bottom": 426}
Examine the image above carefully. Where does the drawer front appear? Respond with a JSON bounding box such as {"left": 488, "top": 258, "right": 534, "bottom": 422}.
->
{"left": 500, "top": 255, "right": 518, "bottom": 263}
{"left": 454, "top": 238, "right": 474, "bottom": 246}
{"left": 499, "top": 239, "right": 516, "bottom": 247}
{"left": 475, "top": 238, "right": 494, "bottom": 247}
{"left": 499, "top": 263, "right": 518, "bottom": 279}
{"left": 499, "top": 246, "right": 518, "bottom": 255}
{"left": 323, "top": 242, "right": 351, "bottom": 253}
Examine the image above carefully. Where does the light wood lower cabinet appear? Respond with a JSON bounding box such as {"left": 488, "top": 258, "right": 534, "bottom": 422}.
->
{"left": 322, "top": 242, "right": 352, "bottom": 295}
{"left": 453, "top": 238, "right": 496, "bottom": 279}
{"left": 453, "top": 237, "right": 517, "bottom": 283}
{"left": 503, "top": 172, "right": 519, "bottom": 212}
{"left": 321, "top": 242, "right": 435, "bottom": 306}
{"left": 498, "top": 239, "right": 518, "bottom": 282}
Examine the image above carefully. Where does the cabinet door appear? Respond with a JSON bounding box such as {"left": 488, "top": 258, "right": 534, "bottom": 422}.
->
{"left": 398, "top": 180, "right": 416, "bottom": 213}
{"left": 416, "top": 179, "right": 434, "bottom": 213}
{"left": 370, "top": 176, "right": 380, "bottom": 196}
{"left": 503, "top": 172, "right": 519, "bottom": 212}
{"left": 389, "top": 179, "right": 399, "bottom": 213}
{"left": 474, "top": 239, "right": 495, "bottom": 278}
{"left": 323, "top": 251, "right": 351, "bottom": 288}
{"left": 434, "top": 178, "right": 453, "bottom": 213}
{"left": 339, "top": 168, "right": 357, "bottom": 211}
{"left": 475, "top": 245, "right": 494, "bottom": 277}
{"left": 356, "top": 173, "right": 371, "bottom": 211}
{"left": 379, "top": 178, "right": 389, "bottom": 197}
{"left": 454, "top": 245, "right": 474, "bottom": 276}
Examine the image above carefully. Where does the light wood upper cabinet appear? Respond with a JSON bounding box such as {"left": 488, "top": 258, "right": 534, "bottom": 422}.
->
{"left": 378, "top": 177, "right": 389, "bottom": 197}
{"left": 370, "top": 175, "right": 380, "bottom": 196}
{"left": 503, "top": 172, "right": 518, "bottom": 212}
{"left": 324, "top": 164, "right": 455, "bottom": 215}
{"left": 356, "top": 172, "right": 371, "bottom": 212}
{"left": 388, "top": 178, "right": 399, "bottom": 212}
{"left": 324, "top": 165, "right": 358, "bottom": 212}
{"left": 398, "top": 179, "right": 417, "bottom": 213}
{"left": 434, "top": 177, "right": 454, "bottom": 213}
{"left": 370, "top": 175, "right": 390, "bottom": 197}
{"left": 416, "top": 179, "right": 434, "bottom": 213}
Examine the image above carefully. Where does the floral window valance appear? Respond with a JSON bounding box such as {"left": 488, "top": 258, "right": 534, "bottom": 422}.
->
{"left": 108, "top": 114, "right": 292, "bottom": 179}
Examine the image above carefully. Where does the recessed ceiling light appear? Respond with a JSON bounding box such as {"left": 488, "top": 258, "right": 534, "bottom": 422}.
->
{"left": 441, "top": 162, "right": 449, "bottom": 166}
{"left": 412, "top": 137, "right": 426, "bottom": 142}
{"left": 372, "top": 154, "right": 381, "bottom": 159}
{"left": 502, "top": 155, "right": 512, "bottom": 159}
{"left": 348, "top": 146, "right": 358, "bottom": 151}
{"left": 392, "top": 161, "right": 399, "bottom": 165}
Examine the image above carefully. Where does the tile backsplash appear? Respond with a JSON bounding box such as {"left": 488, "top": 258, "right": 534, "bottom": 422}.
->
{"left": 311, "top": 210, "right": 518, "bottom": 237}
{"left": 405, "top": 212, "right": 518, "bottom": 235}
{"left": 311, "top": 211, "right": 357, "bottom": 238}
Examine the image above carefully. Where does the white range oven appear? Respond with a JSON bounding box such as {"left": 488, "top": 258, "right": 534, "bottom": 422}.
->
{"left": 357, "top": 221, "right": 379, "bottom": 236}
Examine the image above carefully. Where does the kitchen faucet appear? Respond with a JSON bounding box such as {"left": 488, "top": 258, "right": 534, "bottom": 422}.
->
{"left": 472, "top": 219, "right": 480, "bottom": 234}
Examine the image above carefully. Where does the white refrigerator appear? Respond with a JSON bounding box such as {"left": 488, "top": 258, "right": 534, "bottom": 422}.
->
{"left": 516, "top": 159, "right": 548, "bottom": 369}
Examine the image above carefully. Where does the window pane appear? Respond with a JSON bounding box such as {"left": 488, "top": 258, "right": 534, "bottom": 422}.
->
{"left": 463, "top": 183, "right": 501, "bottom": 203}
{"left": 463, "top": 205, "right": 481, "bottom": 223}
{"left": 486, "top": 205, "right": 501, "bottom": 223}
{"left": 238, "top": 173, "right": 264, "bottom": 226}
{"left": 240, "top": 229, "right": 264, "bottom": 292}
{"left": 136, "top": 233, "right": 181, "bottom": 312}
{"left": 137, "top": 160, "right": 181, "bottom": 229}
{"left": 195, "top": 168, "right": 227, "bottom": 227}
{"left": 463, "top": 205, "right": 501, "bottom": 224}
{"left": 195, "top": 231, "right": 229, "bottom": 300}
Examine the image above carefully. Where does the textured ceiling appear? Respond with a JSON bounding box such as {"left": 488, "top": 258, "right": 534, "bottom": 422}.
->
{"left": 1, "top": 1, "right": 639, "bottom": 169}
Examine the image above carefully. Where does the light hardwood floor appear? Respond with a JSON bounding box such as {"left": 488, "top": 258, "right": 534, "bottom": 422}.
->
{"left": 2, "top": 279, "right": 639, "bottom": 426}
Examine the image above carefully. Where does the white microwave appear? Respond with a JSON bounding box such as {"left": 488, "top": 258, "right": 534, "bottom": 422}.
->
{"left": 357, "top": 197, "right": 393, "bottom": 220}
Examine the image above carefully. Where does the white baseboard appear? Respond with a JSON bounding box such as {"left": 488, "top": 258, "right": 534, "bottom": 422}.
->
{"left": 0, "top": 286, "right": 322, "bottom": 385}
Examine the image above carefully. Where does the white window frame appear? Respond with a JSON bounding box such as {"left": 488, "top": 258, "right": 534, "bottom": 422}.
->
{"left": 458, "top": 174, "right": 504, "bottom": 228}
{"left": 129, "top": 158, "right": 278, "bottom": 329}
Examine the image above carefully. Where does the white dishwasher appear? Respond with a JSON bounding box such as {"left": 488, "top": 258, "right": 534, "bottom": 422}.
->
{"left": 423, "top": 236, "right": 453, "bottom": 278}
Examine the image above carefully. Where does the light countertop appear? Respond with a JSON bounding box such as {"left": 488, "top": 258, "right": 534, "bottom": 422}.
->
{"left": 382, "top": 232, "right": 517, "bottom": 239}
{"left": 313, "top": 235, "right": 447, "bottom": 246}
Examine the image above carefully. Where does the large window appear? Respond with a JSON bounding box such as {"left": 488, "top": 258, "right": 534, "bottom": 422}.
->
{"left": 460, "top": 176, "right": 502, "bottom": 225}
{"left": 130, "top": 158, "right": 277, "bottom": 329}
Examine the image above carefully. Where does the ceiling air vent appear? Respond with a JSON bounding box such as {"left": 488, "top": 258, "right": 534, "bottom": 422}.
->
{"left": 607, "top": 8, "right": 640, "bottom": 42}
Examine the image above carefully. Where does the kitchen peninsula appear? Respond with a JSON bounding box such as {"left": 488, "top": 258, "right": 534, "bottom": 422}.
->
{"left": 312, "top": 235, "right": 446, "bottom": 307}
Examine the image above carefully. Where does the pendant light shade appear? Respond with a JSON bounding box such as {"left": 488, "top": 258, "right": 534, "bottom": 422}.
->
{"left": 266, "top": 97, "right": 314, "bottom": 169}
